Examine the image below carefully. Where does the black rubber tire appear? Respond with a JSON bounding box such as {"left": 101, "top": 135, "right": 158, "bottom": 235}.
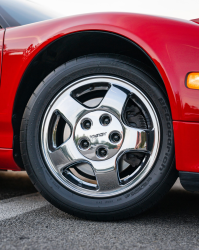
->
{"left": 20, "top": 55, "right": 177, "bottom": 221}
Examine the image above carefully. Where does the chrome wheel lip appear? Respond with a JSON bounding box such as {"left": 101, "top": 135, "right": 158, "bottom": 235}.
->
{"left": 40, "top": 75, "right": 160, "bottom": 198}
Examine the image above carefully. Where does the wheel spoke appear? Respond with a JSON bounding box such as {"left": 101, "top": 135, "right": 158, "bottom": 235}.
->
{"left": 51, "top": 93, "right": 88, "bottom": 127}
{"left": 99, "top": 84, "right": 129, "bottom": 118}
{"left": 91, "top": 158, "right": 120, "bottom": 191}
{"left": 48, "top": 137, "right": 85, "bottom": 173}
{"left": 121, "top": 125, "right": 153, "bottom": 153}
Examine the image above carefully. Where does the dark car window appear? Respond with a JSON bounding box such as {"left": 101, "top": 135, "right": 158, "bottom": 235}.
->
{"left": 0, "top": 0, "right": 60, "bottom": 28}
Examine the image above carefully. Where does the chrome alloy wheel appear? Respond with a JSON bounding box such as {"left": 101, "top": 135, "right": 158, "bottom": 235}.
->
{"left": 41, "top": 76, "right": 160, "bottom": 197}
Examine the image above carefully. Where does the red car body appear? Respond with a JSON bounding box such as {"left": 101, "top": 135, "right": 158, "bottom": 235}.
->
{"left": 0, "top": 12, "right": 199, "bottom": 176}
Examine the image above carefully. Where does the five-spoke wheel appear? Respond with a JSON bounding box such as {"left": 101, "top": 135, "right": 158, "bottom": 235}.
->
{"left": 21, "top": 55, "right": 176, "bottom": 220}
{"left": 41, "top": 76, "right": 159, "bottom": 196}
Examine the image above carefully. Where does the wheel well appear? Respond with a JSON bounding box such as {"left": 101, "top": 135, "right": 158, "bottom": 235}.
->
{"left": 12, "top": 31, "right": 166, "bottom": 168}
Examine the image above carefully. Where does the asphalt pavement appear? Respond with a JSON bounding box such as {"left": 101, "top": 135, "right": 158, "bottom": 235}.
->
{"left": 0, "top": 171, "right": 36, "bottom": 199}
{"left": 0, "top": 171, "right": 199, "bottom": 250}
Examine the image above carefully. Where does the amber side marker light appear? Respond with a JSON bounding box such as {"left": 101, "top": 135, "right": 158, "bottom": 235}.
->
{"left": 187, "top": 73, "right": 199, "bottom": 89}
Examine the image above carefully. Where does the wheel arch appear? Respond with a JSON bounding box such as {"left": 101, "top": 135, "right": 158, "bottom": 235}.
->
{"left": 12, "top": 30, "right": 168, "bottom": 168}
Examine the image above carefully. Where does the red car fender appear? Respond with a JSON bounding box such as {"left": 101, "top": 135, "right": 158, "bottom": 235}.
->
{"left": 0, "top": 13, "right": 199, "bottom": 171}
{"left": 0, "top": 29, "right": 4, "bottom": 80}
{"left": 173, "top": 121, "right": 199, "bottom": 173}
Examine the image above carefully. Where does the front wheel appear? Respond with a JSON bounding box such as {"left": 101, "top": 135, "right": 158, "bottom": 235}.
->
{"left": 20, "top": 55, "right": 177, "bottom": 220}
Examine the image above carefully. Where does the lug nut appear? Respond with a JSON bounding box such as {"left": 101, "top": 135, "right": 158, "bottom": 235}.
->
{"left": 113, "top": 134, "right": 120, "bottom": 142}
{"left": 110, "top": 132, "right": 121, "bottom": 143}
{"left": 80, "top": 139, "right": 90, "bottom": 150}
{"left": 82, "top": 119, "right": 92, "bottom": 130}
{"left": 100, "top": 114, "right": 111, "bottom": 126}
{"left": 97, "top": 147, "right": 108, "bottom": 158}
{"left": 85, "top": 121, "right": 91, "bottom": 129}
{"left": 104, "top": 118, "right": 110, "bottom": 125}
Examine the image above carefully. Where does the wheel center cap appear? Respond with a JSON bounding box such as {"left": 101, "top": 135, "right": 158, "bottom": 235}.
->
{"left": 74, "top": 111, "right": 123, "bottom": 161}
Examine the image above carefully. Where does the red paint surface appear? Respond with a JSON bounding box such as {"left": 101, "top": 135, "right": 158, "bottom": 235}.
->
{"left": 0, "top": 148, "right": 20, "bottom": 170}
{"left": 173, "top": 121, "right": 199, "bottom": 172}
{"left": 0, "top": 29, "right": 4, "bottom": 82}
{"left": 0, "top": 13, "right": 199, "bottom": 171}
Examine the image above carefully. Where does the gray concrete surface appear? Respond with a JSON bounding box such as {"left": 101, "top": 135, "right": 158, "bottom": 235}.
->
{"left": 0, "top": 172, "right": 199, "bottom": 250}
